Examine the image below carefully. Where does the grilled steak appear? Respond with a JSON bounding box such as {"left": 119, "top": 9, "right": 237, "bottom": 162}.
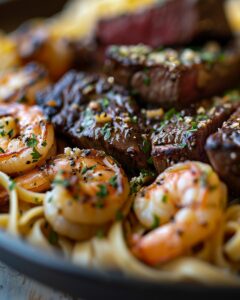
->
{"left": 37, "top": 71, "right": 150, "bottom": 173}
{"left": 151, "top": 92, "right": 240, "bottom": 173}
{"left": 206, "top": 106, "right": 240, "bottom": 194}
{"left": 105, "top": 43, "right": 240, "bottom": 108}
{"left": 96, "top": 0, "right": 232, "bottom": 47}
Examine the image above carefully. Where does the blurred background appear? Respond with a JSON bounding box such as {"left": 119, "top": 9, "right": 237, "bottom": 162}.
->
{"left": 0, "top": 0, "right": 239, "bottom": 33}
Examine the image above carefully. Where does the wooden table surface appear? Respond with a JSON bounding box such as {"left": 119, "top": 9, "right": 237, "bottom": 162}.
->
{"left": 0, "top": 261, "right": 77, "bottom": 300}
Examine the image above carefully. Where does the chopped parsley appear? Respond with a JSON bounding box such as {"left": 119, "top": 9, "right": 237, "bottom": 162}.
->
{"left": 27, "top": 134, "right": 38, "bottom": 148}
{"left": 7, "top": 129, "right": 14, "bottom": 138}
{"left": 109, "top": 175, "right": 118, "bottom": 188}
{"left": 142, "top": 139, "right": 151, "bottom": 154}
{"left": 81, "top": 164, "right": 97, "bottom": 175}
{"left": 151, "top": 215, "right": 160, "bottom": 229}
{"left": 162, "top": 194, "right": 168, "bottom": 203}
{"left": 82, "top": 108, "right": 95, "bottom": 128}
{"left": 189, "top": 121, "right": 198, "bottom": 131}
{"left": 101, "top": 98, "right": 110, "bottom": 109}
{"left": 52, "top": 178, "right": 70, "bottom": 188}
{"left": 31, "top": 148, "right": 42, "bottom": 162}
{"left": 41, "top": 141, "right": 47, "bottom": 147}
{"left": 0, "top": 130, "right": 5, "bottom": 137}
{"left": 97, "top": 184, "right": 108, "bottom": 198}
{"left": 196, "top": 114, "right": 208, "bottom": 122}
{"left": 130, "top": 169, "right": 156, "bottom": 194}
{"left": 9, "top": 180, "right": 16, "bottom": 191}
{"left": 0, "top": 147, "right": 4, "bottom": 153}
{"left": 131, "top": 116, "right": 138, "bottom": 124}
{"left": 179, "top": 143, "right": 187, "bottom": 149}
{"left": 101, "top": 123, "right": 112, "bottom": 141}
{"left": 164, "top": 108, "right": 178, "bottom": 121}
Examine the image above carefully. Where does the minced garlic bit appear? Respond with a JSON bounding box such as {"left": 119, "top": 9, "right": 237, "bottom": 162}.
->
{"left": 146, "top": 108, "right": 164, "bottom": 119}
{"left": 64, "top": 147, "right": 81, "bottom": 157}
{"left": 95, "top": 113, "right": 112, "bottom": 123}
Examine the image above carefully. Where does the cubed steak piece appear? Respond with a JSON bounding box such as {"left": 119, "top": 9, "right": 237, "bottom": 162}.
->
{"left": 105, "top": 43, "right": 240, "bottom": 108}
{"left": 206, "top": 107, "right": 240, "bottom": 194}
{"left": 151, "top": 92, "right": 240, "bottom": 173}
{"left": 97, "top": 0, "right": 232, "bottom": 47}
{"left": 0, "top": 63, "right": 49, "bottom": 105}
{"left": 37, "top": 71, "right": 150, "bottom": 172}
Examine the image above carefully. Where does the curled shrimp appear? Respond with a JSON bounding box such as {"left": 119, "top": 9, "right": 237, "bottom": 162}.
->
{"left": 132, "top": 161, "right": 227, "bottom": 266}
{"left": 0, "top": 103, "right": 55, "bottom": 175}
{"left": 11, "top": 148, "right": 129, "bottom": 239}
{"left": 44, "top": 148, "right": 129, "bottom": 225}
{"left": 0, "top": 63, "right": 49, "bottom": 105}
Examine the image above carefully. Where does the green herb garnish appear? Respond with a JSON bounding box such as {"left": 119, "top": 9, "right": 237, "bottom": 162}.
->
{"left": 162, "top": 194, "right": 168, "bottom": 203}
{"left": 97, "top": 184, "right": 108, "bottom": 198}
{"left": 81, "top": 164, "right": 97, "bottom": 175}
{"left": 31, "top": 148, "right": 41, "bottom": 162}
{"left": 7, "top": 129, "right": 14, "bottom": 138}
{"left": 109, "top": 175, "right": 118, "bottom": 188}
{"left": 0, "top": 130, "right": 5, "bottom": 137}
{"left": 27, "top": 134, "right": 38, "bottom": 148}
{"left": 52, "top": 178, "right": 70, "bottom": 188}
{"left": 151, "top": 215, "right": 160, "bottom": 229}
{"left": 101, "top": 98, "right": 109, "bottom": 109}
{"left": 101, "top": 123, "right": 112, "bottom": 141}
{"left": 142, "top": 139, "right": 151, "bottom": 154}
{"left": 9, "top": 180, "right": 16, "bottom": 191}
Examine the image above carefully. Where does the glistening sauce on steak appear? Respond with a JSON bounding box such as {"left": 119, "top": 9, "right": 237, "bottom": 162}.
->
{"left": 105, "top": 43, "right": 240, "bottom": 108}
{"left": 36, "top": 71, "right": 151, "bottom": 173}
{"left": 150, "top": 92, "right": 240, "bottom": 173}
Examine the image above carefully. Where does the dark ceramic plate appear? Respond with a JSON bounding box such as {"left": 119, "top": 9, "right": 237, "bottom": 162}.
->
{"left": 0, "top": 1, "right": 240, "bottom": 299}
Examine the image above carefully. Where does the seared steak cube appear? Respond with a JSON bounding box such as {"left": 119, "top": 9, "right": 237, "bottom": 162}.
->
{"left": 151, "top": 93, "right": 240, "bottom": 173}
{"left": 206, "top": 106, "right": 240, "bottom": 194}
{"left": 97, "top": 0, "right": 232, "bottom": 47}
{"left": 37, "top": 71, "right": 150, "bottom": 172}
{"left": 105, "top": 43, "right": 240, "bottom": 108}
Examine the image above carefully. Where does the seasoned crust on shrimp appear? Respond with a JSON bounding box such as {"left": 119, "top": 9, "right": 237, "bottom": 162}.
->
{"left": 43, "top": 148, "right": 130, "bottom": 230}
{"left": 132, "top": 161, "right": 227, "bottom": 266}
{"left": 0, "top": 63, "right": 49, "bottom": 105}
{"left": 0, "top": 103, "right": 55, "bottom": 175}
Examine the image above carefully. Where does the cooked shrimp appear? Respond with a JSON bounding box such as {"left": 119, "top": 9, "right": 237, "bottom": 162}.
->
{"left": 0, "top": 63, "right": 49, "bottom": 105}
{"left": 13, "top": 25, "right": 74, "bottom": 80}
{"left": 0, "top": 103, "right": 55, "bottom": 175}
{"left": 0, "top": 33, "right": 19, "bottom": 71}
{"left": 43, "top": 148, "right": 129, "bottom": 226}
{"left": 132, "top": 161, "right": 227, "bottom": 266}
